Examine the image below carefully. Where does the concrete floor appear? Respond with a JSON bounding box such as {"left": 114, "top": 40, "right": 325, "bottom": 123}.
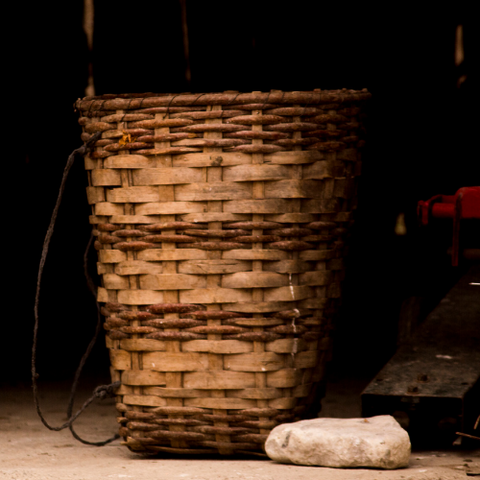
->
{"left": 1, "top": 377, "right": 479, "bottom": 480}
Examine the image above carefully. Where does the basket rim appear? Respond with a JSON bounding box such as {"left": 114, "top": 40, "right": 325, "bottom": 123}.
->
{"left": 75, "top": 89, "right": 371, "bottom": 113}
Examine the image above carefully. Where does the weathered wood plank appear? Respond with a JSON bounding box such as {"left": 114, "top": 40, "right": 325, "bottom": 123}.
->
{"left": 142, "top": 387, "right": 210, "bottom": 398}
{"left": 109, "top": 349, "right": 131, "bottom": 370}
{"left": 263, "top": 151, "right": 323, "bottom": 164}
{"left": 102, "top": 273, "right": 131, "bottom": 289}
{"left": 123, "top": 395, "right": 167, "bottom": 407}
{"left": 222, "top": 250, "right": 287, "bottom": 261}
{"left": 299, "top": 250, "right": 335, "bottom": 261}
{"left": 116, "top": 290, "right": 165, "bottom": 305}
{"left": 133, "top": 167, "right": 203, "bottom": 185}
{"left": 106, "top": 186, "right": 160, "bottom": 203}
{"left": 224, "top": 353, "right": 284, "bottom": 372}
{"left": 298, "top": 297, "right": 328, "bottom": 309}
{"left": 229, "top": 388, "right": 283, "bottom": 399}
{"left": 183, "top": 371, "right": 256, "bottom": 389}
{"left": 268, "top": 397, "right": 297, "bottom": 409}
{"left": 222, "top": 164, "right": 290, "bottom": 182}
{"left": 137, "top": 249, "right": 208, "bottom": 261}
{"left": 221, "top": 272, "right": 288, "bottom": 289}
{"left": 91, "top": 169, "right": 122, "bottom": 186}
{"left": 175, "top": 182, "right": 252, "bottom": 201}
{"left": 179, "top": 288, "right": 252, "bottom": 304}
{"left": 262, "top": 260, "right": 312, "bottom": 274}
{"left": 183, "top": 397, "right": 257, "bottom": 409}
{"left": 143, "top": 352, "right": 209, "bottom": 372}
{"left": 266, "top": 369, "right": 303, "bottom": 388}
{"left": 122, "top": 370, "right": 167, "bottom": 386}
{"left": 97, "top": 287, "right": 109, "bottom": 303}
{"left": 86, "top": 187, "right": 105, "bottom": 204}
{"left": 263, "top": 285, "right": 314, "bottom": 302}
{"left": 139, "top": 274, "right": 207, "bottom": 290}
{"left": 223, "top": 199, "right": 293, "bottom": 214}
{"left": 293, "top": 350, "right": 319, "bottom": 369}
{"left": 104, "top": 154, "right": 157, "bottom": 169}
{"left": 115, "top": 260, "right": 163, "bottom": 275}
{"left": 265, "top": 338, "right": 308, "bottom": 354}
{"left": 135, "top": 201, "right": 207, "bottom": 215}
{"left": 181, "top": 340, "right": 253, "bottom": 354}
{"left": 299, "top": 271, "right": 332, "bottom": 286}
{"left": 264, "top": 180, "right": 322, "bottom": 199}
{"left": 99, "top": 250, "right": 127, "bottom": 263}
{"left": 222, "top": 301, "right": 292, "bottom": 313}
{"left": 265, "top": 213, "right": 317, "bottom": 223}
{"left": 119, "top": 339, "right": 167, "bottom": 351}
{"left": 173, "top": 152, "right": 252, "bottom": 167}
{"left": 302, "top": 161, "right": 330, "bottom": 179}
{"left": 178, "top": 259, "right": 251, "bottom": 275}
{"left": 180, "top": 213, "right": 250, "bottom": 223}
{"left": 108, "top": 215, "right": 162, "bottom": 224}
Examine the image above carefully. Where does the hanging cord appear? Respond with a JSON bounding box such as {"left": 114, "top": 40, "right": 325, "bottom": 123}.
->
{"left": 32, "top": 132, "right": 120, "bottom": 445}
{"left": 65, "top": 232, "right": 120, "bottom": 445}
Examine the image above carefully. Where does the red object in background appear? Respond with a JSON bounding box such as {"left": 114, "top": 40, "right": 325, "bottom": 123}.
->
{"left": 417, "top": 187, "right": 480, "bottom": 266}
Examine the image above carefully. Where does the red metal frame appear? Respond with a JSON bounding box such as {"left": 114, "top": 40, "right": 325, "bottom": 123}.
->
{"left": 417, "top": 187, "right": 480, "bottom": 266}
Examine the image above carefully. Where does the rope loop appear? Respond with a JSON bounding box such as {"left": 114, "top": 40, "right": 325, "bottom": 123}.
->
{"left": 32, "top": 131, "right": 120, "bottom": 446}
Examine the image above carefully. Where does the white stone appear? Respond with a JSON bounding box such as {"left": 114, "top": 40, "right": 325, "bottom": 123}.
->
{"left": 265, "top": 415, "right": 411, "bottom": 469}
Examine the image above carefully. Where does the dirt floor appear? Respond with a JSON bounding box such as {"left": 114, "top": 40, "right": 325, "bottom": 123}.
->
{"left": 1, "top": 376, "right": 479, "bottom": 480}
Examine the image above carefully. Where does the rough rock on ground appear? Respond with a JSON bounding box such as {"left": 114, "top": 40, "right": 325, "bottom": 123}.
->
{"left": 265, "top": 415, "right": 411, "bottom": 469}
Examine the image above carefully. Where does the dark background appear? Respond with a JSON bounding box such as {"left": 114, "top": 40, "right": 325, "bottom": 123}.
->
{"left": 5, "top": 1, "right": 479, "bottom": 386}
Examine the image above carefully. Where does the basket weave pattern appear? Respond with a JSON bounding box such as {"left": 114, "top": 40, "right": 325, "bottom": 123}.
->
{"left": 75, "top": 90, "right": 369, "bottom": 455}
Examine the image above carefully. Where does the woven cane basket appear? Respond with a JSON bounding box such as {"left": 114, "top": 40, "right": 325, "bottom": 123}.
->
{"left": 75, "top": 89, "right": 370, "bottom": 455}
